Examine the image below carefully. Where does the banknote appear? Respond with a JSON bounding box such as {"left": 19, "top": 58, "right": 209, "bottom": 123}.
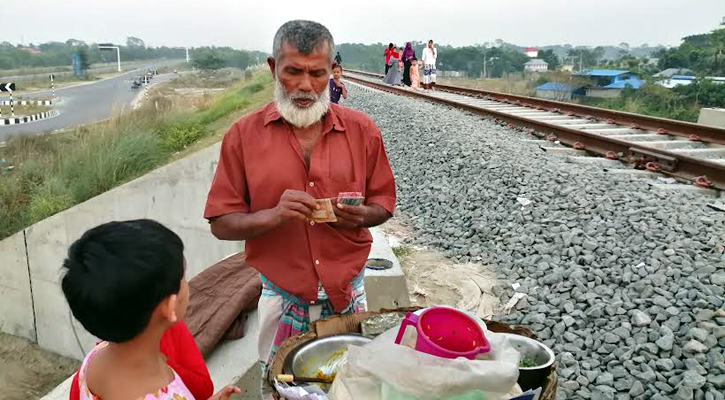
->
{"left": 311, "top": 198, "right": 338, "bottom": 223}
{"left": 337, "top": 191, "right": 364, "bottom": 206}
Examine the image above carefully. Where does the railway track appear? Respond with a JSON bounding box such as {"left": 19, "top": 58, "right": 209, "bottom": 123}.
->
{"left": 344, "top": 69, "right": 725, "bottom": 191}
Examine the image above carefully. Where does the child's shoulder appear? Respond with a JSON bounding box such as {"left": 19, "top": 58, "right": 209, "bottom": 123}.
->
{"left": 78, "top": 342, "right": 110, "bottom": 399}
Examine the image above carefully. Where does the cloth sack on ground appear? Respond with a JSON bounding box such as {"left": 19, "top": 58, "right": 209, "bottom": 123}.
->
{"left": 329, "top": 309, "right": 521, "bottom": 400}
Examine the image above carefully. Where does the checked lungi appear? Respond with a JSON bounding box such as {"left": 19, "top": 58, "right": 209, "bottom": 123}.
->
{"left": 423, "top": 63, "right": 437, "bottom": 85}
{"left": 257, "top": 271, "right": 367, "bottom": 367}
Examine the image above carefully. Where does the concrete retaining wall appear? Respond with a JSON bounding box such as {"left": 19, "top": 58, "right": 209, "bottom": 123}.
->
{"left": 0, "top": 137, "right": 411, "bottom": 366}
{"left": 0, "top": 142, "right": 242, "bottom": 359}
{"left": 698, "top": 108, "right": 725, "bottom": 129}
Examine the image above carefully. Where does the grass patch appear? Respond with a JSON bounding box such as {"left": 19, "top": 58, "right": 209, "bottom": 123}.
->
{"left": 9, "top": 74, "right": 100, "bottom": 93}
{"left": 393, "top": 246, "right": 413, "bottom": 259}
{"left": 5, "top": 104, "right": 51, "bottom": 116}
{"left": 0, "top": 69, "right": 273, "bottom": 240}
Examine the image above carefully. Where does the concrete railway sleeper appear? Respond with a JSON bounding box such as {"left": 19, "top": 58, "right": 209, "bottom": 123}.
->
{"left": 345, "top": 70, "right": 725, "bottom": 191}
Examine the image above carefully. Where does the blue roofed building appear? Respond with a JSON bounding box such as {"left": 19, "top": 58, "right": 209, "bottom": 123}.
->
{"left": 536, "top": 82, "right": 574, "bottom": 100}
{"left": 573, "top": 69, "right": 643, "bottom": 98}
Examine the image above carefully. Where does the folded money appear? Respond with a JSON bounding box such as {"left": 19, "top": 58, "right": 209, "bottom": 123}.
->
{"left": 338, "top": 191, "right": 364, "bottom": 206}
{"left": 311, "top": 198, "right": 338, "bottom": 223}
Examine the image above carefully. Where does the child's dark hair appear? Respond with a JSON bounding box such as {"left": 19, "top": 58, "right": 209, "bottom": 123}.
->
{"left": 61, "top": 219, "right": 185, "bottom": 343}
{"left": 332, "top": 62, "right": 342, "bottom": 71}
{"left": 388, "top": 43, "right": 393, "bottom": 49}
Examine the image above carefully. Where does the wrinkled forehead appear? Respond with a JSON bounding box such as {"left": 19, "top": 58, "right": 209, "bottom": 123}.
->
{"left": 277, "top": 42, "right": 331, "bottom": 70}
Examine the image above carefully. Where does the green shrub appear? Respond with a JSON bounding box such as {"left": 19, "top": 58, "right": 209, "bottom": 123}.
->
{"left": 60, "top": 132, "right": 164, "bottom": 202}
{"left": 158, "top": 120, "right": 206, "bottom": 151}
{"left": 28, "top": 177, "right": 75, "bottom": 222}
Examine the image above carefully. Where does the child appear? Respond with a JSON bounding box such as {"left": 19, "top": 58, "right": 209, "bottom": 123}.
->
{"left": 61, "top": 219, "right": 240, "bottom": 400}
{"left": 329, "top": 63, "right": 348, "bottom": 104}
{"left": 69, "top": 321, "right": 214, "bottom": 400}
{"left": 410, "top": 57, "right": 420, "bottom": 89}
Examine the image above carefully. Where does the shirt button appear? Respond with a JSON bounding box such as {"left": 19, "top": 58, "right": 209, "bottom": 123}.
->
{"left": 315, "top": 260, "right": 320, "bottom": 265}
{"left": 310, "top": 221, "right": 315, "bottom": 226}
{"left": 309, "top": 182, "right": 315, "bottom": 187}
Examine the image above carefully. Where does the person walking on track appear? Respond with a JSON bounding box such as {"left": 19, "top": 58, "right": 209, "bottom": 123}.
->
{"left": 401, "top": 42, "right": 415, "bottom": 86}
{"left": 384, "top": 43, "right": 395, "bottom": 74}
{"left": 382, "top": 46, "right": 402, "bottom": 86}
{"left": 422, "top": 39, "right": 438, "bottom": 90}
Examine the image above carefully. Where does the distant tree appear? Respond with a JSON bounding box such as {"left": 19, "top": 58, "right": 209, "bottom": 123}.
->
{"left": 192, "top": 52, "right": 225, "bottom": 71}
{"left": 593, "top": 46, "right": 606, "bottom": 63}
{"left": 619, "top": 42, "right": 630, "bottom": 50}
{"left": 77, "top": 48, "right": 91, "bottom": 72}
{"left": 126, "top": 36, "right": 145, "bottom": 48}
{"left": 538, "top": 49, "right": 560, "bottom": 70}
{"left": 66, "top": 39, "right": 86, "bottom": 47}
{"left": 567, "top": 48, "right": 598, "bottom": 70}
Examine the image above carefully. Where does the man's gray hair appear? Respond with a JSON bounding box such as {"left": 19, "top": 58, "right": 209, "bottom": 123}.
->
{"left": 272, "top": 20, "right": 335, "bottom": 63}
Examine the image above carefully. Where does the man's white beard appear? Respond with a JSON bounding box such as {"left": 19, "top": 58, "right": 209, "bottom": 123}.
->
{"left": 274, "top": 80, "right": 330, "bottom": 128}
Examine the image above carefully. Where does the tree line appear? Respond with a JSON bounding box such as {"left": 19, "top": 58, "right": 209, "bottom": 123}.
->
{"left": 654, "top": 29, "right": 725, "bottom": 76}
{"left": 337, "top": 30, "right": 725, "bottom": 79}
{"left": 0, "top": 37, "right": 266, "bottom": 72}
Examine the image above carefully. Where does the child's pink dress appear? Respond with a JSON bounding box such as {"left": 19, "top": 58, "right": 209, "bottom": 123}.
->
{"left": 78, "top": 342, "right": 196, "bottom": 400}
{"left": 410, "top": 63, "right": 420, "bottom": 88}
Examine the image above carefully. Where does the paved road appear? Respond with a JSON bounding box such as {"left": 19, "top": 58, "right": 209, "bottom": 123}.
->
{"left": 0, "top": 61, "right": 180, "bottom": 141}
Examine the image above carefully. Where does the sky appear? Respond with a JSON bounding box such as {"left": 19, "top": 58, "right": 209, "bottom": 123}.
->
{"left": 1, "top": 0, "right": 723, "bottom": 51}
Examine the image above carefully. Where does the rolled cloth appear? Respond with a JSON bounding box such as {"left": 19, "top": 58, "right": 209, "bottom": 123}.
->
{"left": 185, "top": 252, "right": 262, "bottom": 356}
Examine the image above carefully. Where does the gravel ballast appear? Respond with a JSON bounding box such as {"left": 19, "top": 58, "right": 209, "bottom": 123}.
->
{"left": 343, "top": 84, "right": 725, "bottom": 400}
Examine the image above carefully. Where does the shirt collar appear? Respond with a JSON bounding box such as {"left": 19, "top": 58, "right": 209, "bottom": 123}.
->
{"left": 263, "top": 102, "right": 347, "bottom": 133}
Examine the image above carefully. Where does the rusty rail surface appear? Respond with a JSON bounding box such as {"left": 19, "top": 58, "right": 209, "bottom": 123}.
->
{"left": 344, "top": 71, "right": 725, "bottom": 190}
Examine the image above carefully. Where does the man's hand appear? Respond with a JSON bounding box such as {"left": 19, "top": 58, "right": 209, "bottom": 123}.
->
{"left": 274, "top": 189, "right": 319, "bottom": 223}
{"left": 208, "top": 386, "right": 240, "bottom": 400}
{"left": 332, "top": 203, "right": 368, "bottom": 229}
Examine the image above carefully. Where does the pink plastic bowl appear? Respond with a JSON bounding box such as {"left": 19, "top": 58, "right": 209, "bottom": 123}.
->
{"left": 394, "top": 307, "right": 491, "bottom": 359}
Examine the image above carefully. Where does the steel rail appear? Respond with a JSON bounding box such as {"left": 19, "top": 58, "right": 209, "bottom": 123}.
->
{"left": 344, "top": 72, "right": 725, "bottom": 189}
{"left": 348, "top": 69, "right": 725, "bottom": 145}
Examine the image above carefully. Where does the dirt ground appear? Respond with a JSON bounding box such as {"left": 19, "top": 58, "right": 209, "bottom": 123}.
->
{"left": 381, "top": 216, "right": 503, "bottom": 319}
{"left": 0, "top": 332, "right": 79, "bottom": 400}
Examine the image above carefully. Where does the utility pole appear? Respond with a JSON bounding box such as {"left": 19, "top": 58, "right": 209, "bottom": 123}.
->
{"left": 579, "top": 52, "right": 583, "bottom": 72}
{"left": 186, "top": 47, "right": 190, "bottom": 63}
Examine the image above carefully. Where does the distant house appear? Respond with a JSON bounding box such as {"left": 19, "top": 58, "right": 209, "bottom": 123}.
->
{"left": 653, "top": 68, "right": 694, "bottom": 78}
{"left": 524, "top": 59, "right": 549, "bottom": 72}
{"left": 561, "top": 64, "right": 575, "bottom": 72}
{"left": 524, "top": 47, "right": 538, "bottom": 58}
{"left": 657, "top": 75, "right": 725, "bottom": 89}
{"left": 573, "top": 69, "right": 643, "bottom": 98}
{"left": 536, "top": 82, "right": 574, "bottom": 100}
{"left": 20, "top": 47, "right": 41, "bottom": 55}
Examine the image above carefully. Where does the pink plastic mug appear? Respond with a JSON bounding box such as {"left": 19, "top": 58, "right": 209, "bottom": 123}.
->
{"left": 394, "top": 307, "right": 491, "bottom": 359}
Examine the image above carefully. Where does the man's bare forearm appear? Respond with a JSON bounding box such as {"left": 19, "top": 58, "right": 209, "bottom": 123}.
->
{"left": 210, "top": 209, "right": 280, "bottom": 241}
{"left": 363, "top": 204, "right": 392, "bottom": 228}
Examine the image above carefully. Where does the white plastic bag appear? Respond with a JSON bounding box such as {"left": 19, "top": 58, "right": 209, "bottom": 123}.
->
{"left": 329, "top": 311, "right": 521, "bottom": 400}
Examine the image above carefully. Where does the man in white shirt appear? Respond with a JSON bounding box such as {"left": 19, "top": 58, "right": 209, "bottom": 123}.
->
{"left": 421, "top": 39, "right": 437, "bottom": 90}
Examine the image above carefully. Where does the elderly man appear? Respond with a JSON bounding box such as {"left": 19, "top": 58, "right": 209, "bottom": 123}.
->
{"left": 204, "top": 20, "right": 396, "bottom": 369}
